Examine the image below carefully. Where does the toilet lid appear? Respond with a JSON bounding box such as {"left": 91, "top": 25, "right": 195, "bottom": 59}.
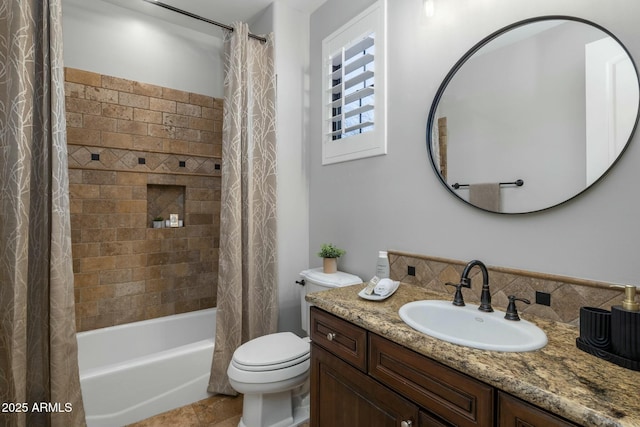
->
{"left": 232, "top": 332, "right": 310, "bottom": 372}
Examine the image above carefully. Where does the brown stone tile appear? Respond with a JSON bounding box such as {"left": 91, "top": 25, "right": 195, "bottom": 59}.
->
{"left": 118, "top": 119, "right": 149, "bottom": 136}
{"left": 102, "top": 131, "right": 133, "bottom": 149}
{"left": 145, "top": 303, "right": 175, "bottom": 319}
{"left": 127, "top": 404, "right": 200, "bottom": 427}
{"left": 150, "top": 97, "right": 176, "bottom": 113}
{"left": 115, "top": 253, "right": 147, "bottom": 269}
{"left": 82, "top": 170, "right": 117, "bottom": 185}
{"left": 79, "top": 313, "right": 115, "bottom": 331}
{"left": 75, "top": 301, "right": 98, "bottom": 318}
{"left": 102, "top": 103, "right": 133, "bottom": 120}
{"left": 177, "top": 102, "right": 202, "bottom": 117}
{"left": 66, "top": 112, "right": 83, "bottom": 128}
{"left": 134, "top": 108, "right": 163, "bottom": 124}
{"left": 99, "top": 268, "right": 132, "bottom": 285}
{"left": 101, "top": 241, "right": 133, "bottom": 257}
{"left": 116, "top": 171, "right": 147, "bottom": 186}
{"left": 102, "top": 75, "right": 134, "bottom": 92}
{"left": 100, "top": 185, "right": 133, "bottom": 200}
{"left": 116, "top": 200, "right": 146, "bottom": 214}
{"left": 133, "top": 81, "right": 163, "bottom": 97}
{"left": 73, "top": 271, "right": 100, "bottom": 287}
{"left": 83, "top": 199, "right": 117, "bottom": 214}
{"left": 115, "top": 281, "right": 145, "bottom": 297}
{"left": 189, "top": 117, "right": 214, "bottom": 132}
{"left": 189, "top": 93, "right": 214, "bottom": 108}
{"left": 78, "top": 284, "right": 116, "bottom": 302}
{"left": 69, "top": 183, "right": 101, "bottom": 199}
{"left": 86, "top": 86, "right": 119, "bottom": 103}
{"left": 80, "top": 256, "right": 117, "bottom": 272}
{"left": 67, "top": 127, "right": 102, "bottom": 145}
{"left": 192, "top": 395, "right": 243, "bottom": 425}
{"left": 65, "top": 67, "right": 101, "bottom": 86}
{"left": 162, "top": 87, "right": 190, "bottom": 103}
{"left": 148, "top": 123, "right": 176, "bottom": 139}
{"left": 66, "top": 97, "right": 102, "bottom": 115}
{"left": 80, "top": 228, "right": 117, "bottom": 244}
{"left": 65, "top": 82, "right": 86, "bottom": 99}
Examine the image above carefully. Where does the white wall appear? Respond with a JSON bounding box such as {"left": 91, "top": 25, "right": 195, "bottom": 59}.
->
{"left": 309, "top": 0, "right": 640, "bottom": 285}
{"left": 62, "top": 0, "right": 224, "bottom": 97}
{"left": 252, "top": 2, "right": 311, "bottom": 333}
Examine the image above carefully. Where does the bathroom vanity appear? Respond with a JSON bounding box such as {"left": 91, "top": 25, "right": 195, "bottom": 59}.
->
{"left": 307, "top": 284, "right": 640, "bottom": 427}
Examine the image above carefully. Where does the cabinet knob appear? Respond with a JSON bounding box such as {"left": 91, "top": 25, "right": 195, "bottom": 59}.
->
{"left": 327, "top": 332, "right": 336, "bottom": 341}
{"left": 401, "top": 421, "right": 413, "bottom": 427}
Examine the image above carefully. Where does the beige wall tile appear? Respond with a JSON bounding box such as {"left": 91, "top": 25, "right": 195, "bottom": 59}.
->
{"left": 66, "top": 68, "right": 222, "bottom": 332}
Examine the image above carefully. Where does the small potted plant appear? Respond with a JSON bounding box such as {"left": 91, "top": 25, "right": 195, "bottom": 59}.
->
{"left": 317, "top": 243, "right": 346, "bottom": 274}
{"left": 152, "top": 216, "right": 164, "bottom": 228}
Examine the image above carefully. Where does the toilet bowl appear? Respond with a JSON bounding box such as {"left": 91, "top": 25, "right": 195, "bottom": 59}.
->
{"left": 228, "top": 332, "right": 310, "bottom": 427}
{"left": 227, "top": 268, "right": 362, "bottom": 427}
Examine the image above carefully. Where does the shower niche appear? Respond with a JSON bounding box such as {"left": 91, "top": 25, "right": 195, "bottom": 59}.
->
{"left": 147, "top": 184, "right": 186, "bottom": 227}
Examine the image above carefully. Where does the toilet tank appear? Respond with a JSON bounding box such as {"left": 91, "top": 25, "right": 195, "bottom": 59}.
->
{"left": 299, "top": 268, "right": 362, "bottom": 335}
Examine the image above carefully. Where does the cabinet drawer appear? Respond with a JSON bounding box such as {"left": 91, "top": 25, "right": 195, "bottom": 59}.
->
{"left": 310, "top": 307, "right": 367, "bottom": 372}
{"left": 498, "top": 392, "right": 578, "bottom": 427}
{"left": 369, "top": 333, "right": 494, "bottom": 427}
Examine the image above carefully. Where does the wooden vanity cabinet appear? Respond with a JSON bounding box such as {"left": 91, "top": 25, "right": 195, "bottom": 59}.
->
{"left": 310, "top": 307, "right": 577, "bottom": 427}
{"left": 497, "top": 392, "right": 578, "bottom": 427}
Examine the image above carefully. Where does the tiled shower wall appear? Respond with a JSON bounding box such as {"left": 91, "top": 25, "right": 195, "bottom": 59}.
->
{"left": 65, "top": 68, "right": 222, "bottom": 332}
{"left": 389, "top": 250, "right": 626, "bottom": 325}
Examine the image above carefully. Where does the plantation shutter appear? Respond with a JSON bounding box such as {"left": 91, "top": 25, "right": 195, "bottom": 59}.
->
{"left": 329, "top": 34, "right": 376, "bottom": 140}
{"left": 321, "top": 0, "right": 386, "bottom": 165}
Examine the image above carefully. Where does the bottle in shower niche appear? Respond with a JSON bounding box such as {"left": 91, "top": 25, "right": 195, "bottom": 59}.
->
{"left": 375, "top": 251, "right": 390, "bottom": 279}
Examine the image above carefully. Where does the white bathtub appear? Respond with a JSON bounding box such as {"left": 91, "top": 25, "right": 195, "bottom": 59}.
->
{"left": 77, "top": 308, "right": 216, "bottom": 427}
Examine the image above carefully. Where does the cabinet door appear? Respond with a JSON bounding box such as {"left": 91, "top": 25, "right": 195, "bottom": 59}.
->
{"left": 369, "top": 333, "right": 494, "bottom": 427}
{"left": 311, "top": 343, "right": 418, "bottom": 427}
{"left": 498, "top": 392, "right": 578, "bottom": 427}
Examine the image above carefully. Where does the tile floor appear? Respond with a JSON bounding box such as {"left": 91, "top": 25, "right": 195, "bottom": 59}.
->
{"left": 127, "top": 395, "right": 243, "bottom": 427}
{"left": 127, "top": 395, "right": 311, "bottom": 427}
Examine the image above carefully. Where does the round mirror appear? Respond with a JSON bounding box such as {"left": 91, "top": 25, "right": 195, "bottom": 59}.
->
{"left": 427, "top": 16, "right": 640, "bottom": 214}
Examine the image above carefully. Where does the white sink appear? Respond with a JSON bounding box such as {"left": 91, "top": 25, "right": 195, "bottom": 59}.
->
{"left": 398, "top": 300, "right": 547, "bottom": 352}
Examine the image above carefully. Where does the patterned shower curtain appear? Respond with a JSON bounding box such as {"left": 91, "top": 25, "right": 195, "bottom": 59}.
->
{"left": 208, "top": 23, "right": 278, "bottom": 395}
{"left": 0, "top": 1, "right": 86, "bottom": 426}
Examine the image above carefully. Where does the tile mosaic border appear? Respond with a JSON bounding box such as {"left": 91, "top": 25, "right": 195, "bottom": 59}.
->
{"left": 388, "top": 250, "right": 626, "bottom": 325}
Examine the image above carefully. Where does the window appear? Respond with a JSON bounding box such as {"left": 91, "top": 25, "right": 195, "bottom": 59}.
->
{"left": 322, "top": 1, "right": 386, "bottom": 165}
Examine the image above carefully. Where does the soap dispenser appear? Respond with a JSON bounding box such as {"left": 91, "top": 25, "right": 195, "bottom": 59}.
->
{"left": 375, "top": 251, "right": 390, "bottom": 279}
{"left": 611, "top": 285, "right": 640, "bottom": 361}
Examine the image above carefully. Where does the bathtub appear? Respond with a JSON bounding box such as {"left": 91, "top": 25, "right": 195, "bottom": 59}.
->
{"left": 77, "top": 308, "right": 216, "bottom": 427}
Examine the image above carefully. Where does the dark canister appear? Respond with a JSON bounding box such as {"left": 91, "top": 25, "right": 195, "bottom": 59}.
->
{"left": 579, "top": 307, "right": 612, "bottom": 350}
{"left": 610, "top": 285, "right": 640, "bottom": 361}
{"left": 611, "top": 306, "right": 640, "bottom": 361}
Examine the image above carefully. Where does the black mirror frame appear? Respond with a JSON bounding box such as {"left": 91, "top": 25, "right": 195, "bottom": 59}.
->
{"left": 426, "top": 15, "right": 640, "bottom": 214}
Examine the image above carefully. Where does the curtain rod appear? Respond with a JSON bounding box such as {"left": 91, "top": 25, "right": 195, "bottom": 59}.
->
{"left": 142, "top": 0, "right": 267, "bottom": 43}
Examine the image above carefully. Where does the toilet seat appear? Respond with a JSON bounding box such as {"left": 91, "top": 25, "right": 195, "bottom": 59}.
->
{"left": 231, "top": 332, "right": 310, "bottom": 372}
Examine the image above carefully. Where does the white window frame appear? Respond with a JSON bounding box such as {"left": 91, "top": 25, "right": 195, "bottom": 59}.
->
{"left": 321, "top": 0, "right": 387, "bottom": 165}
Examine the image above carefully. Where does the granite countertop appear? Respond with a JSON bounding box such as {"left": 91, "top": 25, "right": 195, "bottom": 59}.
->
{"left": 306, "top": 283, "right": 640, "bottom": 427}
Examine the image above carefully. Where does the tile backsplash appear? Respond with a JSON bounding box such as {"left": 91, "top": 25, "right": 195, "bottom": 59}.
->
{"left": 65, "top": 68, "right": 221, "bottom": 331}
{"left": 388, "top": 250, "right": 626, "bottom": 325}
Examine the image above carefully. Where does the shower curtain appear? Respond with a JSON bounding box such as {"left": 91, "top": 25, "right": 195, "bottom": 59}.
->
{"left": 0, "top": 1, "right": 86, "bottom": 426}
{"left": 208, "top": 23, "right": 278, "bottom": 395}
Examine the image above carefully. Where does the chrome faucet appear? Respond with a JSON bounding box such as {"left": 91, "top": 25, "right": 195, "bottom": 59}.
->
{"left": 446, "top": 260, "right": 493, "bottom": 312}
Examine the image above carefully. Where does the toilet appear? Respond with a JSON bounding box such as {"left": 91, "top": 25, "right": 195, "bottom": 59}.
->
{"left": 227, "top": 268, "right": 362, "bottom": 427}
